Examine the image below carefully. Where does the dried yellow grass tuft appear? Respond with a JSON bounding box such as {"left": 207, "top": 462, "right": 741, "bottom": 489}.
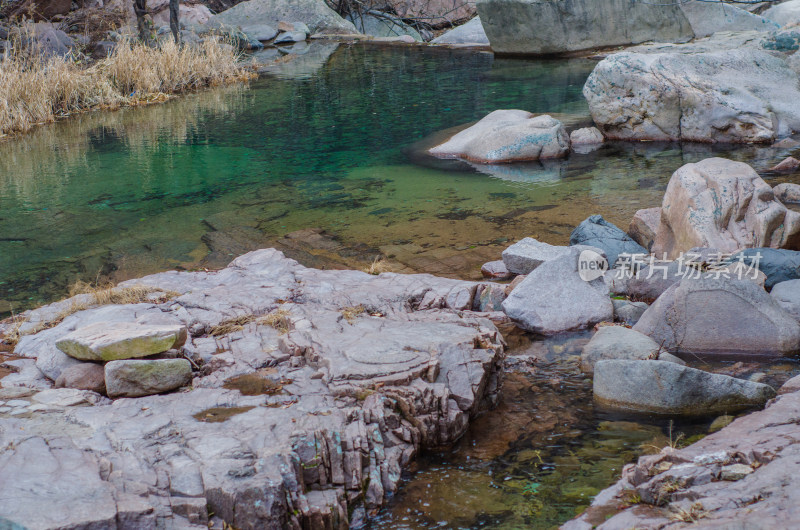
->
{"left": 0, "top": 34, "right": 254, "bottom": 138}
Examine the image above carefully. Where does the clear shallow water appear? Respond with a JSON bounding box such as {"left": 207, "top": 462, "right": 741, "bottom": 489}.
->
{"left": 3, "top": 42, "right": 800, "bottom": 528}
{"left": 369, "top": 334, "right": 800, "bottom": 529}
{"left": 2, "top": 43, "right": 799, "bottom": 313}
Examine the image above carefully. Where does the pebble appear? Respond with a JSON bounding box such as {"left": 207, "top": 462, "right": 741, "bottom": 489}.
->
{"left": 720, "top": 463, "right": 754, "bottom": 481}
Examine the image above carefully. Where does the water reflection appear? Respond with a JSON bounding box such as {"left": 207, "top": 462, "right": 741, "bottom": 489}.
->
{"left": 0, "top": 44, "right": 798, "bottom": 315}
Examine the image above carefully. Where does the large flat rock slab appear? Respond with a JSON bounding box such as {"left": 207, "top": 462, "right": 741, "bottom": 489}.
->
{"left": 1, "top": 248, "right": 505, "bottom": 529}
{"left": 55, "top": 321, "right": 187, "bottom": 362}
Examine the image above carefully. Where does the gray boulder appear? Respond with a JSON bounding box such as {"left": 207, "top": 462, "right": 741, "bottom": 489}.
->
{"left": 274, "top": 30, "right": 307, "bottom": 43}
{"left": 593, "top": 359, "right": 777, "bottom": 415}
{"left": 475, "top": 0, "right": 693, "bottom": 55}
{"left": 104, "top": 359, "right": 192, "bottom": 398}
{"left": 480, "top": 260, "right": 512, "bottom": 279}
{"left": 612, "top": 298, "right": 648, "bottom": 325}
{"left": 502, "top": 247, "right": 613, "bottom": 335}
{"left": 735, "top": 247, "right": 800, "bottom": 288}
{"left": 634, "top": 277, "right": 800, "bottom": 356}
{"left": 774, "top": 183, "right": 800, "bottom": 204}
{"left": 771, "top": 279, "right": 800, "bottom": 321}
{"left": 570, "top": 215, "right": 647, "bottom": 268}
{"left": 213, "top": 0, "right": 357, "bottom": 35}
{"left": 501, "top": 237, "right": 571, "bottom": 275}
{"left": 55, "top": 363, "right": 106, "bottom": 395}
{"left": 764, "top": 0, "right": 800, "bottom": 27}
{"left": 55, "top": 322, "right": 187, "bottom": 362}
{"left": 569, "top": 127, "right": 604, "bottom": 152}
{"left": 431, "top": 16, "right": 488, "bottom": 45}
{"left": 679, "top": 1, "right": 778, "bottom": 38}
{"left": 241, "top": 23, "right": 279, "bottom": 41}
{"left": 580, "top": 326, "right": 660, "bottom": 374}
{"left": 628, "top": 207, "right": 661, "bottom": 252}
{"left": 430, "top": 111, "right": 569, "bottom": 163}
{"left": 584, "top": 49, "right": 800, "bottom": 143}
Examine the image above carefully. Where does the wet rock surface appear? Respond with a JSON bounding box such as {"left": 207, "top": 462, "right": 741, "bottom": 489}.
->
{"left": 0, "top": 249, "right": 505, "bottom": 528}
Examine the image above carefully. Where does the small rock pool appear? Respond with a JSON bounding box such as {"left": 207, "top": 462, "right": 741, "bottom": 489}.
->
{"left": 368, "top": 333, "right": 800, "bottom": 529}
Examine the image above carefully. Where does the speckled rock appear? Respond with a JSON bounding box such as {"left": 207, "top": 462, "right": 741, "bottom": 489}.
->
{"left": 585, "top": 50, "right": 800, "bottom": 143}
{"left": 429, "top": 110, "right": 569, "bottom": 163}
{"left": 652, "top": 158, "right": 800, "bottom": 259}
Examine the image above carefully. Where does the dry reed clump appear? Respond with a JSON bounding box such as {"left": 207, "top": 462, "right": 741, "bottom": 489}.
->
{"left": 0, "top": 35, "right": 254, "bottom": 138}
{"left": 364, "top": 256, "right": 393, "bottom": 275}
{"left": 209, "top": 315, "right": 256, "bottom": 337}
{"left": 257, "top": 308, "right": 291, "bottom": 335}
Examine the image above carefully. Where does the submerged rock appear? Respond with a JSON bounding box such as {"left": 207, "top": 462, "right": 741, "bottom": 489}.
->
{"left": 105, "top": 359, "right": 192, "bottom": 398}
{"left": 585, "top": 49, "right": 800, "bottom": 143}
{"left": 633, "top": 277, "right": 800, "bottom": 356}
{"left": 502, "top": 247, "right": 613, "bottom": 335}
{"left": 568, "top": 385, "right": 800, "bottom": 528}
{"left": 580, "top": 326, "right": 660, "bottom": 374}
{"left": 770, "top": 156, "right": 800, "bottom": 172}
{"left": 593, "top": 359, "right": 776, "bottom": 415}
{"left": 652, "top": 158, "right": 800, "bottom": 259}
{"left": 475, "top": 0, "right": 692, "bottom": 55}
{"left": 570, "top": 215, "right": 646, "bottom": 268}
{"left": 429, "top": 110, "right": 569, "bottom": 163}
{"left": 55, "top": 322, "right": 187, "bottom": 362}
